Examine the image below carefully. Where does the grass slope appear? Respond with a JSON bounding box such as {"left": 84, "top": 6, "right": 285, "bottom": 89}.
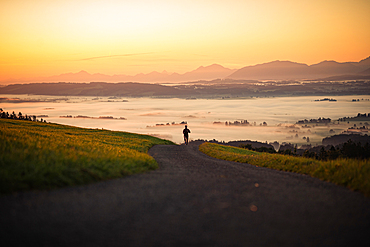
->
{"left": 199, "top": 142, "right": 370, "bottom": 197}
{"left": 0, "top": 119, "right": 174, "bottom": 194}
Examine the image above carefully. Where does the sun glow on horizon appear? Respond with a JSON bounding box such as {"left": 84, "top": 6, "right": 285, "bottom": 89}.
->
{"left": 1, "top": 0, "right": 370, "bottom": 81}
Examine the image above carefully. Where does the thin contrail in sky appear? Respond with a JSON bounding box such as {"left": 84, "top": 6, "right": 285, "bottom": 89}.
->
{"left": 76, "top": 52, "right": 155, "bottom": 61}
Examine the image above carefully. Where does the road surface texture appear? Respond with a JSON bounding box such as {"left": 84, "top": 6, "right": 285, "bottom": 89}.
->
{"left": 1, "top": 141, "right": 370, "bottom": 246}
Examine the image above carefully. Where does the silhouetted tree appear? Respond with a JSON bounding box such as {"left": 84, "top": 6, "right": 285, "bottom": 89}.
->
{"left": 279, "top": 149, "right": 292, "bottom": 155}
{"left": 0, "top": 109, "right": 6, "bottom": 118}
{"left": 256, "top": 147, "right": 276, "bottom": 153}
{"left": 303, "top": 150, "right": 317, "bottom": 159}
{"left": 364, "top": 143, "right": 370, "bottom": 159}
{"left": 240, "top": 144, "right": 276, "bottom": 154}
{"left": 240, "top": 144, "right": 253, "bottom": 150}
{"left": 319, "top": 147, "right": 328, "bottom": 160}
{"left": 341, "top": 140, "right": 358, "bottom": 158}
{"left": 328, "top": 146, "right": 339, "bottom": 160}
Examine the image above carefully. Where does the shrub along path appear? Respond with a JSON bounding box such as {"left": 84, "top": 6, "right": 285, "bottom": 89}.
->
{"left": 1, "top": 141, "right": 370, "bottom": 246}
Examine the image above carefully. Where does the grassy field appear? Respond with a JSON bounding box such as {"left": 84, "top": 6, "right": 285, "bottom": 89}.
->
{"left": 199, "top": 142, "right": 370, "bottom": 197}
{"left": 0, "top": 119, "right": 174, "bottom": 194}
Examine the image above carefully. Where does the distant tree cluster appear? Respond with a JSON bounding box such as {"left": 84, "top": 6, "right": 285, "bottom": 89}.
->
{"left": 239, "top": 144, "right": 277, "bottom": 154}
{"left": 225, "top": 120, "right": 251, "bottom": 126}
{"left": 0, "top": 108, "right": 46, "bottom": 123}
{"left": 303, "top": 140, "right": 370, "bottom": 160}
{"left": 296, "top": 117, "right": 331, "bottom": 124}
{"left": 278, "top": 148, "right": 295, "bottom": 156}
{"left": 222, "top": 120, "right": 267, "bottom": 126}
{"left": 240, "top": 139, "right": 369, "bottom": 160}
{"left": 338, "top": 113, "right": 370, "bottom": 122}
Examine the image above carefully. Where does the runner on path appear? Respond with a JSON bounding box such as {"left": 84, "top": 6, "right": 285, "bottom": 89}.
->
{"left": 183, "top": 125, "right": 191, "bottom": 145}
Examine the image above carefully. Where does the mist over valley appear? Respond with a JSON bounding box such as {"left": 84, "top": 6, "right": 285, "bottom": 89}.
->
{"left": 1, "top": 57, "right": 369, "bottom": 149}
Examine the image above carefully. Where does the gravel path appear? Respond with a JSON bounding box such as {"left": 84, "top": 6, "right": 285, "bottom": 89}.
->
{"left": 1, "top": 141, "right": 370, "bottom": 246}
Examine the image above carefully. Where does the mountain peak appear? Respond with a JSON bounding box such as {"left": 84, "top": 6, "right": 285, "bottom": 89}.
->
{"left": 311, "top": 60, "right": 341, "bottom": 67}
{"left": 319, "top": 60, "right": 338, "bottom": 64}
{"left": 228, "top": 57, "right": 370, "bottom": 80}
{"left": 193, "top": 64, "right": 229, "bottom": 73}
{"left": 77, "top": 70, "right": 90, "bottom": 75}
{"left": 359, "top": 56, "right": 370, "bottom": 65}
{"left": 208, "top": 63, "right": 225, "bottom": 68}
{"left": 257, "top": 60, "right": 308, "bottom": 67}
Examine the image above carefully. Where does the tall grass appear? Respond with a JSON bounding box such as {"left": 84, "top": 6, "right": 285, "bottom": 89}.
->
{"left": 199, "top": 142, "right": 370, "bottom": 197}
{"left": 0, "top": 119, "right": 174, "bottom": 194}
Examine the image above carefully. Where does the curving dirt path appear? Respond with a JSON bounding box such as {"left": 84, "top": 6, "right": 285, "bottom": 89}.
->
{"left": 1, "top": 141, "right": 370, "bottom": 246}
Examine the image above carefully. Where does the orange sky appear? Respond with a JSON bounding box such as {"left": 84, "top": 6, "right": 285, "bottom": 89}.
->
{"left": 1, "top": 0, "right": 370, "bottom": 81}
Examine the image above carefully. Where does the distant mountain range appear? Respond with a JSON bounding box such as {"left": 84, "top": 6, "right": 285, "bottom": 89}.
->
{"left": 227, "top": 56, "right": 370, "bottom": 80}
{"left": 2, "top": 64, "right": 236, "bottom": 84}
{"left": 2, "top": 56, "right": 370, "bottom": 84}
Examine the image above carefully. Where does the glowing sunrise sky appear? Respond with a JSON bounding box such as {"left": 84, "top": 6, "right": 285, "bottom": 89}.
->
{"left": 1, "top": 0, "right": 370, "bottom": 81}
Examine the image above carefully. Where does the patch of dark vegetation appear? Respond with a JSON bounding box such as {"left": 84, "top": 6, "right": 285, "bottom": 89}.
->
{"left": 338, "top": 113, "right": 370, "bottom": 122}
{"left": 195, "top": 139, "right": 275, "bottom": 150}
{"left": 296, "top": 117, "right": 331, "bottom": 124}
{"left": 322, "top": 133, "right": 370, "bottom": 146}
{"left": 314, "top": 98, "right": 337, "bottom": 101}
{"left": 0, "top": 108, "right": 46, "bottom": 122}
{"left": 239, "top": 144, "right": 276, "bottom": 153}
{"left": 302, "top": 140, "right": 370, "bottom": 160}
{"left": 224, "top": 134, "right": 370, "bottom": 161}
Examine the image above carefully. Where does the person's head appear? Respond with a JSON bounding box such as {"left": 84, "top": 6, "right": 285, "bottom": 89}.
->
{"left": 185, "top": 125, "right": 187, "bottom": 128}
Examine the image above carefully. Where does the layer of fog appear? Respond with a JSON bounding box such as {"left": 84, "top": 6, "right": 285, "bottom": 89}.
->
{"left": 1, "top": 94, "right": 369, "bottom": 146}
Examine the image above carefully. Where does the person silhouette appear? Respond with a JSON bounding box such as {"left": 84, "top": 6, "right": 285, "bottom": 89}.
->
{"left": 183, "top": 125, "right": 191, "bottom": 145}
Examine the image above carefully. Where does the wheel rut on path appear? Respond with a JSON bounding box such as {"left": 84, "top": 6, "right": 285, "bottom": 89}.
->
{"left": 1, "top": 141, "right": 369, "bottom": 246}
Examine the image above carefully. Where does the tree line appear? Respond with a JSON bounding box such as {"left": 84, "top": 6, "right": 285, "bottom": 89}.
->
{"left": 241, "top": 139, "right": 370, "bottom": 160}
{"left": 302, "top": 140, "right": 370, "bottom": 160}
{"left": 0, "top": 108, "right": 46, "bottom": 123}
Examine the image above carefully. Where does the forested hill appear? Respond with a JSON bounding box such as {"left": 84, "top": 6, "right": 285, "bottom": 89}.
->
{"left": 0, "top": 82, "right": 185, "bottom": 97}
{"left": 1, "top": 80, "right": 369, "bottom": 98}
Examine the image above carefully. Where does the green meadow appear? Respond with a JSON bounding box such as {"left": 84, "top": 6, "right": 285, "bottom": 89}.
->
{"left": 199, "top": 142, "right": 370, "bottom": 197}
{"left": 0, "top": 118, "right": 174, "bottom": 194}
